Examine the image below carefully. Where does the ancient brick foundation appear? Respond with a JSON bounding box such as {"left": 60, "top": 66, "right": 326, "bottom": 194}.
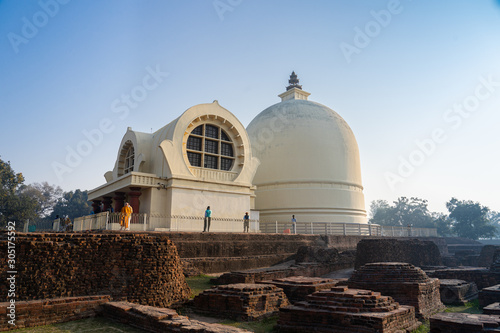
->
{"left": 277, "top": 286, "right": 421, "bottom": 333}
{"left": 261, "top": 276, "right": 344, "bottom": 304}
{"left": 430, "top": 313, "right": 500, "bottom": 333}
{"left": 215, "top": 250, "right": 355, "bottom": 285}
{"left": 479, "top": 245, "right": 500, "bottom": 267}
{"left": 0, "top": 295, "right": 110, "bottom": 332}
{"left": 103, "top": 301, "right": 251, "bottom": 332}
{"left": 428, "top": 268, "right": 500, "bottom": 290}
{"left": 348, "top": 262, "right": 445, "bottom": 318}
{"left": 193, "top": 284, "right": 289, "bottom": 321}
{"left": 483, "top": 303, "right": 500, "bottom": 315}
{"left": 439, "top": 279, "right": 478, "bottom": 305}
{"left": 0, "top": 233, "right": 190, "bottom": 307}
{"left": 355, "top": 238, "right": 443, "bottom": 269}
{"left": 479, "top": 284, "right": 500, "bottom": 308}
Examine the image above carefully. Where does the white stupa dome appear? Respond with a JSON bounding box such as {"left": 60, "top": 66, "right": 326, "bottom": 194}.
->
{"left": 246, "top": 72, "right": 367, "bottom": 223}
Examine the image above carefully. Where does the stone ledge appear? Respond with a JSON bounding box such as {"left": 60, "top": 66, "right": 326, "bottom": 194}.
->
{"left": 0, "top": 295, "right": 111, "bottom": 332}
{"left": 430, "top": 312, "right": 500, "bottom": 333}
{"left": 102, "top": 301, "right": 251, "bottom": 333}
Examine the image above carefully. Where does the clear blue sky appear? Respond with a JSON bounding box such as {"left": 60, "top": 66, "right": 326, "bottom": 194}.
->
{"left": 1, "top": 0, "right": 499, "bottom": 215}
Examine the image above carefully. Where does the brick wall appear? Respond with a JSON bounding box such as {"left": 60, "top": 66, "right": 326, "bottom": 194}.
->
{"left": 0, "top": 232, "right": 190, "bottom": 308}
{"left": 429, "top": 268, "right": 500, "bottom": 290}
{"left": 354, "top": 238, "right": 443, "bottom": 268}
{"left": 0, "top": 295, "right": 110, "bottom": 331}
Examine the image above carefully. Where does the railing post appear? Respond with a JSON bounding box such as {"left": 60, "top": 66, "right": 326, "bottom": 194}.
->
{"left": 358, "top": 223, "right": 361, "bottom": 235}
{"left": 369, "top": 224, "right": 372, "bottom": 236}
{"left": 324, "top": 223, "right": 328, "bottom": 235}
{"left": 275, "top": 221, "right": 278, "bottom": 234}
{"left": 143, "top": 213, "right": 147, "bottom": 231}
{"left": 343, "top": 223, "right": 346, "bottom": 236}
{"left": 310, "top": 222, "right": 313, "bottom": 234}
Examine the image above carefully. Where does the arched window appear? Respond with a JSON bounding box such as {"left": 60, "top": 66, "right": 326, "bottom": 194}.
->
{"left": 186, "top": 124, "right": 234, "bottom": 171}
{"left": 124, "top": 146, "right": 134, "bottom": 174}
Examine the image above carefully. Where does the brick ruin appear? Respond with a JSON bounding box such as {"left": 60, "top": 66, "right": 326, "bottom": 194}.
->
{"left": 347, "top": 262, "right": 445, "bottom": 318}
{"left": 193, "top": 283, "right": 289, "bottom": 321}
{"left": 261, "top": 276, "right": 345, "bottom": 304}
{"left": 215, "top": 246, "right": 355, "bottom": 285}
{"left": 103, "top": 301, "right": 251, "bottom": 333}
{"left": 479, "top": 284, "right": 500, "bottom": 308}
{"left": 0, "top": 232, "right": 190, "bottom": 307}
{"left": 355, "top": 238, "right": 443, "bottom": 269}
{"left": 439, "top": 279, "right": 478, "bottom": 305}
{"left": 277, "top": 286, "right": 421, "bottom": 333}
{"left": 484, "top": 303, "right": 500, "bottom": 315}
{"left": 6, "top": 231, "right": 500, "bottom": 332}
{"left": 0, "top": 296, "right": 110, "bottom": 331}
{"left": 430, "top": 313, "right": 500, "bottom": 333}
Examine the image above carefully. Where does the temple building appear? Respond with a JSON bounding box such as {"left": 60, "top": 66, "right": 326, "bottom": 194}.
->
{"left": 247, "top": 72, "right": 367, "bottom": 223}
{"left": 88, "top": 73, "right": 367, "bottom": 227}
{"left": 87, "top": 101, "right": 260, "bottom": 222}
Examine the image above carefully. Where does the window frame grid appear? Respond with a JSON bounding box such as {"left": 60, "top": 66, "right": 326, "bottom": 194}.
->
{"left": 186, "top": 124, "right": 236, "bottom": 171}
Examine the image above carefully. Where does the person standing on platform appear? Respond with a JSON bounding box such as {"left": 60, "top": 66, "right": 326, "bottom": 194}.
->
{"left": 243, "top": 212, "right": 250, "bottom": 232}
{"left": 120, "top": 202, "right": 133, "bottom": 231}
{"left": 204, "top": 206, "right": 212, "bottom": 232}
{"left": 291, "top": 215, "right": 297, "bottom": 234}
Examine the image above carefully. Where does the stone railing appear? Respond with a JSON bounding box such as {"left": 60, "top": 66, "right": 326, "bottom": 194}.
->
{"left": 259, "top": 221, "right": 382, "bottom": 236}
{"left": 381, "top": 225, "right": 438, "bottom": 237}
{"left": 54, "top": 214, "right": 437, "bottom": 237}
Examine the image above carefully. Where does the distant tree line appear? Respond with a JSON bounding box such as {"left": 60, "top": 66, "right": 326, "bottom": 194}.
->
{"left": 0, "top": 157, "right": 91, "bottom": 229}
{"left": 370, "top": 196, "right": 500, "bottom": 240}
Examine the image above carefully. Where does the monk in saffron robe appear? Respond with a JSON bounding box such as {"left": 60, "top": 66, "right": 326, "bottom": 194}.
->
{"left": 120, "top": 202, "right": 133, "bottom": 231}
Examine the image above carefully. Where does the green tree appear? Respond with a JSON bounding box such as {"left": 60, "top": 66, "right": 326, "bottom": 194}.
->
{"left": 50, "top": 189, "right": 92, "bottom": 221}
{"left": 432, "top": 212, "right": 454, "bottom": 237}
{"left": 446, "top": 198, "right": 497, "bottom": 240}
{"left": 369, "top": 197, "right": 434, "bottom": 228}
{"left": 0, "top": 158, "right": 39, "bottom": 228}
{"left": 19, "top": 182, "right": 63, "bottom": 218}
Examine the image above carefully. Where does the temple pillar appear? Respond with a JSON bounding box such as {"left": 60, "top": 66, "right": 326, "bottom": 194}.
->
{"left": 128, "top": 187, "right": 142, "bottom": 214}
{"left": 114, "top": 192, "right": 126, "bottom": 213}
{"left": 92, "top": 200, "right": 102, "bottom": 214}
{"left": 103, "top": 196, "right": 113, "bottom": 212}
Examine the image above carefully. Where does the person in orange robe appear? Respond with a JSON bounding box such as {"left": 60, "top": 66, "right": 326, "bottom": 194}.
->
{"left": 120, "top": 202, "right": 133, "bottom": 231}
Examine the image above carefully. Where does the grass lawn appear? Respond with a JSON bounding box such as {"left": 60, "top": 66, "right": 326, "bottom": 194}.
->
{"left": 221, "top": 316, "right": 278, "bottom": 333}
{"left": 185, "top": 274, "right": 216, "bottom": 298}
{"left": 411, "top": 299, "right": 482, "bottom": 333}
{"left": 13, "top": 317, "right": 147, "bottom": 332}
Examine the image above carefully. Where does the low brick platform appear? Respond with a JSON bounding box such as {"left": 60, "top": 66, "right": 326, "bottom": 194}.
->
{"left": 439, "top": 279, "right": 478, "bottom": 305}
{"left": 193, "top": 284, "right": 289, "bottom": 321}
{"left": 0, "top": 295, "right": 110, "bottom": 331}
{"left": 428, "top": 267, "right": 500, "bottom": 290}
{"left": 479, "top": 284, "right": 500, "bottom": 308}
{"left": 491, "top": 251, "right": 500, "bottom": 272}
{"left": 348, "top": 262, "right": 445, "bottom": 318}
{"left": 355, "top": 238, "right": 443, "bottom": 268}
{"left": 215, "top": 250, "right": 355, "bottom": 285}
{"left": 430, "top": 313, "right": 500, "bottom": 333}
{"left": 102, "top": 301, "right": 250, "bottom": 332}
{"left": 483, "top": 303, "right": 500, "bottom": 315}
{"left": 261, "top": 276, "right": 345, "bottom": 303}
{"left": 277, "top": 286, "right": 420, "bottom": 333}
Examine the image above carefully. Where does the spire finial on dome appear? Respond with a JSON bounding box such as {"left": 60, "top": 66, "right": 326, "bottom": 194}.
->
{"left": 286, "top": 71, "right": 302, "bottom": 91}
